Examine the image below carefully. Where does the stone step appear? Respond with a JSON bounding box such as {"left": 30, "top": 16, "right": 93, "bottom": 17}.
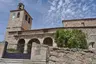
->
{"left": 0, "top": 59, "right": 24, "bottom": 64}
{"left": 0, "top": 58, "right": 46, "bottom": 64}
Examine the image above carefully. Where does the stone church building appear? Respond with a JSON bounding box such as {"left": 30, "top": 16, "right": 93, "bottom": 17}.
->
{"left": 1, "top": 3, "right": 96, "bottom": 60}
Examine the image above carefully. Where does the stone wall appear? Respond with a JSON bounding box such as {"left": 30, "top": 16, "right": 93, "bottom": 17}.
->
{"left": 48, "top": 48, "right": 96, "bottom": 64}
{"left": 5, "top": 27, "right": 96, "bottom": 52}
{"left": 0, "top": 43, "right": 5, "bottom": 58}
{"left": 63, "top": 19, "right": 96, "bottom": 27}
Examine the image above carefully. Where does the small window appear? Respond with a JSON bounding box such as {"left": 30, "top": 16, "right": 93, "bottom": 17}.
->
{"left": 12, "top": 13, "right": 16, "bottom": 19}
{"left": 89, "top": 42, "right": 95, "bottom": 48}
{"left": 19, "top": 5, "right": 22, "bottom": 9}
{"left": 25, "top": 15, "right": 27, "bottom": 21}
{"left": 19, "top": 5, "right": 22, "bottom": 7}
{"left": 81, "top": 22, "right": 85, "bottom": 26}
{"left": 28, "top": 18, "right": 30, "bottom": 24}
{"left": 13, "top": 13, "right": 15, "bottom": 16}
{"left": 17, "top": 12, "right": 20, "bottom": 18}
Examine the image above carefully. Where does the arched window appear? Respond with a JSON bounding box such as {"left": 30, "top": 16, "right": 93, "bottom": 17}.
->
{"left": 28, "top": 18, "right": 30, "bottom": 24}
{"left": 43, "top": 37, "right": 53, "bottom": 46}
{"left": 17, "top": 12, "right": 20, "bottom": 18}
{"left": 25, "top": 15, "right": 28, "bottom": 21}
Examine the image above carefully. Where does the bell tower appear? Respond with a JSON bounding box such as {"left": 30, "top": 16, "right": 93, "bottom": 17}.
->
{"left": 18, "top": 3, "right": 25, "bottom": 10}
{"left": 6, "top": 3, "right": 32, "bottom": 31}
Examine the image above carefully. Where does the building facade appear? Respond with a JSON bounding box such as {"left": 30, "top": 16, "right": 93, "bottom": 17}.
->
{"left": 62, "top": 18, "right": 96, "bottom": 27}
{"left": 2, "top": 3, "right": 96, "bottom": 59}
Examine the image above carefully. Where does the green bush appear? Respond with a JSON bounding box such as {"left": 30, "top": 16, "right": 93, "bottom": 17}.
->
{"left": 7, "top": 48, "right": 19, "bottom": 53}
{"left": 55, "top": 29, "right": 88, "bottom": 49}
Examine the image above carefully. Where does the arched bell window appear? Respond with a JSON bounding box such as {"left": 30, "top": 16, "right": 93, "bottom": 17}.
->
{"left": 28, "top": 18, "right": 30, "bottom": 24}
{"left": 17, "top": 12, "right": 20, "bottom": 18}
{"left": 25, "top": 15, "right": 28, "bottom": 21}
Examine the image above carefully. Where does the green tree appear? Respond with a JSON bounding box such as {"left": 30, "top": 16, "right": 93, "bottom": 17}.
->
{"left": 0, "top": 41, "right": 5, "bottom": 43}
{"left": 55, "top": 29, "right": 88, "bottom": 49}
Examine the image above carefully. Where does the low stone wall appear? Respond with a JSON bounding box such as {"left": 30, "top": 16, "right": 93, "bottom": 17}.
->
{"left": 0, "top": 43, "right": 5, "bottom": 58}
{"left": 48, "top": 48, "right": 96, "bottom": 64}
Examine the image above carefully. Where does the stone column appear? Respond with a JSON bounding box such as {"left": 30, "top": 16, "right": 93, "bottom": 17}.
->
{"left": 39, "top": 38, "right": 43, "bottom": 45}
{"left": 31, "top": 42, "right": 37, "bottom": 60}
{"left": 31, "top": 42, "right": 47, "bottom": 64}
{"left": 53, "top": 39, "right": 57, "bottom": 47}
{"left": 24, "top": 39, "right": 28, "bottom": 53}
{"left": 24, "top": 44, "right": 27, "bottom": 53}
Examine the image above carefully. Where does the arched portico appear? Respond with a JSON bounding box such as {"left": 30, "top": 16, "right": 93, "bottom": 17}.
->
{"left": 17, "top": 39, "right": 25, "bottom": 53}
{"left": 43, "top": 37, "right": 53, "bottom": 46}
{"left": 27, "top": 38, "right": 40, "bottom": 54}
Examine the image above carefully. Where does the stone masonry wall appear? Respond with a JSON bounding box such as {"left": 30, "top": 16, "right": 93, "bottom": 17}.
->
{"left": 0, "top": 43, "right": 5, "bottom": 58}
{"left": 63, "top": 19, "right": 96, "bottom": 27}
{"left": 48, "top": 48, "right": 96, "bottom": 64}
{"left": 5, "top": 27, "right": 96, "bottom": 51}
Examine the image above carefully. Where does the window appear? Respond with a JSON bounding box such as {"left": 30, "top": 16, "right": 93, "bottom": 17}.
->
{"left": 19, "top": 5, "right": 22, "bottom": 7}
{"left": 12, "top": 13, "right": 16, "bottom": 19}
{"left": 13, "top": 13, "right": 15, "bottom": 16}
{"left": 19, "top": 4, "right": 22, "bottom": 9}
{"left": 28, "top": 18, "right": 30, "bottom": 24}
{"left": 89, "top": 42, "right": 95, "bottom": 48}
{"left": 81, "top": 22, "right": 85, "bottom": 26}
{"left": 25, "top": 15, "right": 28, "bottom": 21}
{"left": 17, "top": 12, "right": 20, "bottom": 18}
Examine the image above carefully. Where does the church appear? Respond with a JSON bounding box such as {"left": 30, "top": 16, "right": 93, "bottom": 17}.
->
{"left": 0, "top": 3, "right": 96, "bottom": 60}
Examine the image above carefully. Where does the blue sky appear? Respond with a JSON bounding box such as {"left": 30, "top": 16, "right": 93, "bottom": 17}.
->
{"left": 0, "top": 0, "right": 96, "bottom": 41}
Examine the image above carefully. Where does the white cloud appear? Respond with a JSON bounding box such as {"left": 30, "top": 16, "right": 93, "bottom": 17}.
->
{"left": 51, "top": 0, "right": 58, "bottom": 6}
{"left": 0, "top": 0, "right": 13, "bottom": 3}
{"left": 57, "top": 0, "right": 63, "bottom": 9}
{"left": 44, "top": 0, "right": 96, "bottom": 27}
{"left": 65, "top": 0, "right": 70, "bottom": 4}
{"left": 0, "top": 0, "right": 15, "bottom": 5}
{"left": 0, "top": 0, "right": 16, "bottom": 11}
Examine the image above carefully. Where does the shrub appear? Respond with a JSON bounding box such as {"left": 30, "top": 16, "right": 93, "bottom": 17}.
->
{"left": 55, "top": 29, "right": 88, "bottom": 49}
{"left": 7, "top": 48, "right": 19, "bottom": 53}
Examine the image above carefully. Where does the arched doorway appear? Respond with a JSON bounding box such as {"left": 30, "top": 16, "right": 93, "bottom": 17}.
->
{"left": 43, "top": 37, "right": 53, "bottom": 46}
{"left": 17, "top": 39, "right": 25, "bottom": 53}
{"left": 27, "top": 38, "right": 40, "bottom": 54}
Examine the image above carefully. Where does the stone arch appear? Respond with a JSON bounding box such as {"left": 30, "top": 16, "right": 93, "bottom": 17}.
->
{"left": 89, "top": 42, "right": 95, "bottom": 48}
{"left": 27, "top": 38, "right": 40, "bottom": 54}
{"left": 43, "top": 37, "right": 53, "bottom": 46}
{"left": 17, "top": 39, "right": 25, "bottom": 53}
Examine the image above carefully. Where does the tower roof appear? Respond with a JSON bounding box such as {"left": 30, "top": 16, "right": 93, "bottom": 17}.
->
{"left": 18, "top": 3, "right": 25, "bottom": 7}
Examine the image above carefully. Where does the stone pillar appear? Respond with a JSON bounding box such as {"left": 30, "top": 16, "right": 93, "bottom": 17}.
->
{"left": 0, "top": 43, "right": 5, "bottom": 58}
{"left": 31, "top": 42, "right": 37, "bottom": 59}
{"left": 53, "top": 39, "right": 57, "bottom": 47}
{"left": 24, "top": 39, "right": 28, "bottom": 53}
{"left": 24, "top": 44, "right": 27, "bottom": 53}
{"left": 39, "top": 39, "right": 43, "bottom": 45}
{"left": 31, "top": 43, "right": 48, "bottom": 64}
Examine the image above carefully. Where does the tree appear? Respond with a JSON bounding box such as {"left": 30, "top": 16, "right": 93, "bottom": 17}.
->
{"left": 0, "top": 41, "right": 4, "bottom": 43}
{"left": 55, "top": 29, "right": 88, "bottom": 49}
